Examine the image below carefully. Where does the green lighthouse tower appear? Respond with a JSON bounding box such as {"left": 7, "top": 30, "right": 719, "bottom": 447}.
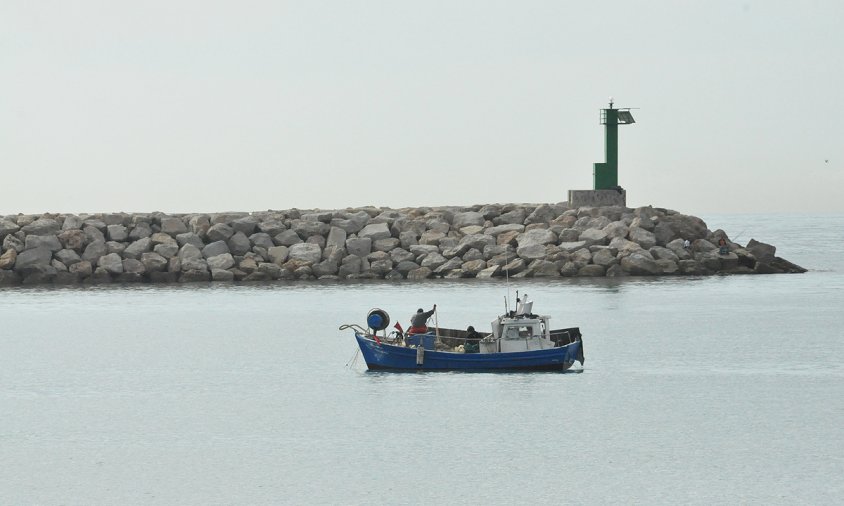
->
{"left": 593, "top": 97, "right": 635, "bottom": 190}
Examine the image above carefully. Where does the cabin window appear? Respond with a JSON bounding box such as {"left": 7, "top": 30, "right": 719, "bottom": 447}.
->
{"left": 518, "top": 326, "right": 533, "bottom": 337}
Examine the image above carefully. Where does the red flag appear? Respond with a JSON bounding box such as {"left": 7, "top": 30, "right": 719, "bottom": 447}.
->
{"left": 394, "top": 322, "right": 404, "bottom": 335}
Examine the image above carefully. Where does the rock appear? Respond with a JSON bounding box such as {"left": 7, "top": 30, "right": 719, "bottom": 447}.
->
{"left": 579, "top": 228, "right": 608, "bottom": 247}
{"left": 249, "top": 232, "right": 275, "bottom": 250}
{"left": 180, "top": 269, "right": 210, "bottom": 282}
{"left": 123, "top": 238, "right": 152, "bottom": 260}
{"left": 591, "top": 248, "right": 617, "bottom": 267}
{"left": 559, "top": 241, "right": 587, "bottom": 253}
{"left": 207, "top": 223, "right": 235, "bottom": 242}
{"left": 231, "top": 216, "right": 259, "bottom": 235}
{"left": 55, "top": 249, "right": 82, "bottom": 266}
{"left": 2, "top": 235, "right": 22, "bottom": 253}
{"left": 358, "top": 223, "right": 391, "bottom": 242}
{"left": 746, "top": 239, "right": 776, "bottom": 264}
{"left": 407, "top": 267, "right": 433, "bottom": 280}
{"left": 98, "top": 253, "right": 124, "bottom": 274}
{"left": 207, "top": 253, "right": 236, "bottom": 270}
{"left": 655, "top": 258, "right": 679, "bottom": 274}
{"left": 154, "top": 242, "right": 179, "bottom": 258}
{"left": 530, "top": 259, "right": 561, "bottom": 277}
{"left": 61, "top": 215, "right": 83, "bottom": 230}
{"left": 292, "top": 219, "right": 330, "bottom": 238}
{"left": 0, "top": 248, "right": 17, "bottom": 269}
{"left": 649, "top": 246, "right": 679, "bottom": 263}
{"left": 502, "top": 257, "right": 527, "bottom": 275}
{"left": 81, "top": 240, "right": 109, "bottom": 265}
{"left": 160, "top": 217, "right": 188, "bottom": 236}
{"left": 485, "top": 224, "right": 525, "bottom": 236}
{"left": 267, "top": 246, "right": 289, "bottom": 266}
{"left": 770, "top": 257, "right": 807, "bottom": 274}
{"left": 211, "top": 268, "right": 235, "bottom": 281}
{"left": 288, "top": 243, "right": 322, "bottom": 265}
{"left": 525, "top": 204, "right": 556, "bottom": 225}
{"left": 420, "top": 252, "right": 447, "bottom": 270}
{"left": 628, "top": 226, "right": 657, "bottom": 250}
{"left": 227, "top": 231, "right": 252, "bottom": 256}
{"left": 128, "top": 222, "right": 153, "bottom": 241}
{"left": 84, "top": 225, "right": 106, "bottom": 244}
{"left": 516, "top": 243, "right": 547, "bottom": 261}
{"left": 178, "top": 244, "right": 207, "bottom": 272}
{"left": 274, "top": 230, "right": 303, "bottom": 247}
{"left": 69, "top": 260, "right": 93, "bottom": 277}
{"left": 106, "top": 225, "right": 128, "bottom": 242}
{"left": 58, "top": 229, "right": 86, "bottom": 252}
{"left": 452, "top": 212, "right": 485, "bottom": 229}
{"left": 258, "top": 220, "right": 287, "bottom": 237}
{"left": 476, "top": 265, "right": 501, "bottom": 278}
{"left": 577, "top": 264, "right": 606, "bottom": 277}
{"left": 620, "top": 252, "right": 661, "bottom": 275}
{"left": 652, "top": 222, "right": 675, "bottom": 246}
{"left": 188, "top": 215, "right": 211, "bottom": 238}
{"left": 602, "top": 221, "right": 629, "bottom": 240}
{"left": 24, "top": 234, "right": 62, "bottom": 252}
{"left": 122, "top": 258, "right": 146, "bottom": 275}
{"left": 346, "top": 237, "right": 372, "bottom": 257}
{"left": 666, "top": 238, "right": 693, "bottom": 260}
{"left": 141, "top": 252, "right": 168, "bottom": 272}
{"left": 176, "top": 232, "right": 205, "bottom": 249}
{"left": 0, "top": 219, "right": 20, "bottom": 239}
{"left": 202, "top": 240, "right": 230, "bottom": 258}
{"left": 373, "top": 237, "right": 400, "bottom": 252}
{"left": 495, "top": 209, "right": 525, "bottom": 225}
{"left": 21, "top": 218, "right": 60, "bottom": 235}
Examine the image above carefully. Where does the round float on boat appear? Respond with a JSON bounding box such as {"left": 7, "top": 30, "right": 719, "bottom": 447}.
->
{"left": 366, "top": 308, "right": 390, "bottom": 331}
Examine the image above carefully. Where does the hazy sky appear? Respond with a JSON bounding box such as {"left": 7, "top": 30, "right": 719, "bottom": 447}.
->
{"left": 2, "top": 1, "right": 842, "bottom": 215}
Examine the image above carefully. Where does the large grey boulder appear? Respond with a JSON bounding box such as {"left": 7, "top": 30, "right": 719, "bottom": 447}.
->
{"left": 128, "top": 222, "right": 153, "bottom": 241}
{"left": 358, "top": 223, "right": 391, "bottom": 242}
{"left": 176, "top": 232, "right": 204, "bottom": 249}
{"left": 452, "top": 212, "right": 484, "bottom": 229}
{"left": 325, "top": 227, "right": 347, "bottom": 253}
{"left": 69, "top": 260, "right": 93, "bottom": 277}
{"left": 620, "top": 252, "right": 661, "bottom": 275}
{"left": 61, "top": 215, "right": 83, "bottom": 231}
{"left": 0, "top": 249, "right": 17, "bottom": 270}
{"left": 141, "top": 252, "right": 168, "bottom": 272}
{"left": 292, "top": 220, "right": 330, "bottom": 238}
{"left": 207, "top": 223, "right": 235, "bottom": 242}
{"left": 288, "top": 243, "right": 322, "bottom": 265}
{"left": 55, "top": 249, "right": 82, "bottom": 266}
{"left": 516, "top": 243, "right": 547, "bottom": 261}
{"left": 666, "top": 238, "right": 693, "bottom": 260}
{"left": 628, "top": 227, "right": 657, "bottom": 250}
{"left": 745, "top": 239, "right": 776, "bottom": 264}
{"left": 160, "top": 217, "right": 188, "bottom": 236}
{"left": 525, "top": 204, "right": 555, "bottom": 225}
{"left": 268, "top": 246, "right": 289, "bottom": 265}
{"left": 122, "top": 258, "right": 146, "bottom": 275}
{"left": 579, "top": 228, "right": 608, "bottom": 247}
{"left": 231, "top": 216, "right": 259, "bottom": 235}
{"left": 22, "top": 218, "right": 60, "bottom": 236}
{"left": 274, "top": 230, "right": 303, "bottom": 247}
{"left": 495, "top": 209, "right": 526, "bottom": 225}
{"left": 518, "top": 229, "right": 556, "bottom": 247}
{"left": 82, "top": 240, "right": 109, "bottom": 265}
{"left": 98, "top": 253, "right": 124, "bottom": 274}
{"left": 154, "top": 242, "right": 179, "bottom": 259}
{"left": 122, "top": 238, "right": 151, "bottom": 260}
{"left": 0, "top": 219, "right": 20, "bottom": 239}
{"left": 178, "top": 244, "right": 207, "bottom": 272}
{"left": 106, "top": 225, "right": 128, "bottom": 242}
{"left": 249, "top": 233, "right": 275, "bottom": 250}
{"left": 25, "top": 234, "right": 62, "bottom": 252}
{"left": 484, "top": 224, "right": 524, "bottom": 236}
{"left": 202, "top": 240, "right": 230, "bottom": 258}
{"left": 84, "top": 225, "right": 105, "bottom": 244}
{"left": 227, "top": 231, "right": 252, "bottom": 256}
{"left": 602, "top": 221, "right": 629, "bottom": 240}
{"left": 591, "top": 248, "right": 618, "bottom": 267}
{"left": 346, "top": 237, "right": 372, "bottom": 257}
{"left": 207, "top": 253, "right": 235, "bottom": 270}
{"left": 649, "top": 246, "right": 680, "bottom": 263}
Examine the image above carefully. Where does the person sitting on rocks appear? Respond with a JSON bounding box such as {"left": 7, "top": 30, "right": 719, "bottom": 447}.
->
{"left": 408, "top": 305, "right": 436, "bottom": 334}
{"left": 718, "top": 238, "right": 729, "bottom": 255}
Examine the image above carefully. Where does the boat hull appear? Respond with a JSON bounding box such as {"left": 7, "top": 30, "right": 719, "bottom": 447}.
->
{"left": 354, "top": 333, "right": 583, "bottom": 372}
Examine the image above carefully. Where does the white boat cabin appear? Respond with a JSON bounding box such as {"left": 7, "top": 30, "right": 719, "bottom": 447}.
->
{"left": 480, "top": 297, "right": 556, "bottom": 353}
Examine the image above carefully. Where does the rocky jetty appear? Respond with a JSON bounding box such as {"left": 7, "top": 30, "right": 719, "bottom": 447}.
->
{"left": 0, "top": 204, "right": 806, "bottom": 286}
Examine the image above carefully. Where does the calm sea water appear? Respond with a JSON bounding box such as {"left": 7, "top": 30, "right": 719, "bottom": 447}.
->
{"left": 1, "top": 214, "right": 842, "bottom": 505}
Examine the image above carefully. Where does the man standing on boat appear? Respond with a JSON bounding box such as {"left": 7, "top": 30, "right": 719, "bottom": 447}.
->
{"left": 408, "top": 305, "right": 436, "bottom": 334}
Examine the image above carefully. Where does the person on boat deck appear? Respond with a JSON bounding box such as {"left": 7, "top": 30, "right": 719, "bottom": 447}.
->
{"left": 408, "top": 305, "right": 436, "bottom": 334}
{"left": 464, "top": 325, "right": 481, "bottom": 353}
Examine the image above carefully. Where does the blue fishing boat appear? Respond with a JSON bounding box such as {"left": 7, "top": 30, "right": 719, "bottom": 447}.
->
{"left": 341, "top": 295, "right": 584, "bottom": 372}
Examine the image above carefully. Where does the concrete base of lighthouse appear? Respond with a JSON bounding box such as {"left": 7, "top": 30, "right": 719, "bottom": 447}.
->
{"left": 568, "top": 189, "right": 627, "bottom": 208}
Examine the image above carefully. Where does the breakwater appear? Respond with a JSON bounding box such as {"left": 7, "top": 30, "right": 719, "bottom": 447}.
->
{"left": 0, "top": 204, "right": 806, "bottom": 286}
